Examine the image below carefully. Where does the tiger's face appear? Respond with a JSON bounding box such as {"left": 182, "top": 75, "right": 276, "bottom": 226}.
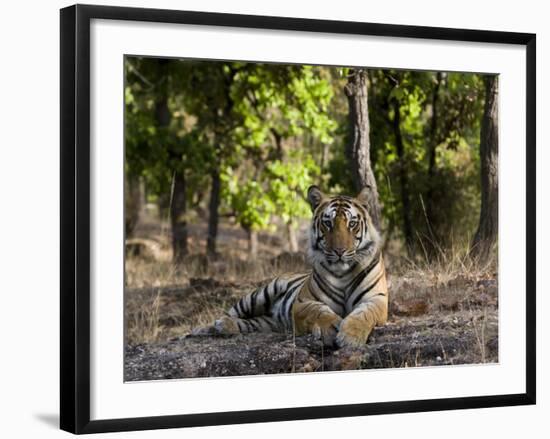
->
{"left": 307, "top": 185, "right": 380, "bottom": 273}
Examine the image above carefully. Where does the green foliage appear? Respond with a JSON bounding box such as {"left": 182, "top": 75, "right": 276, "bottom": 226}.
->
{"left": 221, "top": 171, "right": 276, "bottom": 231}
{"left": 266, "top": 151, "right": 320, "bottom": 224}
{"left": 125, "top": 58, "right": 213, "bottom": 209}
{"left": 222, "top": 150, "right": 320, "bottom": 231}
{"left": 364, "top": 69, "right": 485, "bottom": 249}
{"left": 207, "top": 62, "right": 334, "bottom": 232}
{"left": 125, "top": 56, "right": 490, "bottom": 256}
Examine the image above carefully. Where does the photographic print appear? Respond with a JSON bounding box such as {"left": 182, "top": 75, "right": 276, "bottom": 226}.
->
{"left": 60, "top": 5, "right": 535, "bottom": 433}
{"left": 123, "top": 57, "right": 499, "bottom": 381}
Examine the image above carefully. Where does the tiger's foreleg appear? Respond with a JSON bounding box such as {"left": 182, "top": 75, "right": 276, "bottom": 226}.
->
{"left": 336, "top": 294, "right": 388, "bottom": 348}
{"left": 292, "top": 301, "right": 343, "bottom": 347}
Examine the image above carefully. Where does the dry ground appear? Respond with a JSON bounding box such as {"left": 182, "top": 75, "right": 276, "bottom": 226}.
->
{"left": 124, "top": 215, "right": 498, "bottom": 380}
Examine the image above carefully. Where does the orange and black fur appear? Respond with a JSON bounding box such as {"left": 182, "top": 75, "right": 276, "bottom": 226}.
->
{"left": 194, "top": 186, "right": 388, "bottom": 348}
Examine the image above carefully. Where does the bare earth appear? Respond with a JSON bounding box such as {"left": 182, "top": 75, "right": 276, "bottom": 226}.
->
{"left": 124, "top": 274, "right": 498, "bottom": 381}
{"left": 125, "top": 312, "right": 498, "bottom": 381}
{"left": 124, "top": 218, "right": 498, "bottom": 381}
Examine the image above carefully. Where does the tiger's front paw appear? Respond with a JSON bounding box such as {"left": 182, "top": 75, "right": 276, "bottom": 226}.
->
{"left": 335, "top": 315, "right": 373, "bottom": 348}
{"left": 311, "top": 317, "right": 342, "bottom": 347}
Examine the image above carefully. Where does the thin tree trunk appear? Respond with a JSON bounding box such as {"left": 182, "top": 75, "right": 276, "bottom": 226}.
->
{"left": 287, "top": 222, "right": 299, "bottom": 253}
{"left": 470, "top": 76, "right": 499, "bottom": 263}
{"left": 204, "top": 67, "right": 237, "bottom": 258}
{"left": 426, "top": 72, "right": 443, "bottom": 233}
{"left": 207, "top": 168, "right": 221, "bottom": 257}
{"left": 344, "top": 69, "right": 382, "bottom": 230}
{"left": 154, "top": 59, "right": 188, "bottom": 264}
{"left": 139, "top": 178, "right": 147, "bottom": 211}
{"left": 392, "top": 98, "right": 414, "bottom": 253}
{"left": 124, "top": 174, "right": 142, "bottom": 238}
{"left": 170, "top": 171, "right": 188, "bottom": 263}
{"left": 246, "top": 227, "right": 258, "bottom": 259}
{"left": 157, "top": 192, "right": 170, "bottom": 220}
{"left": 271, "top": 128, "right": 284, "bottom": 160}
{"left": 320, "top": 142, "right": 330, "bottom": 173}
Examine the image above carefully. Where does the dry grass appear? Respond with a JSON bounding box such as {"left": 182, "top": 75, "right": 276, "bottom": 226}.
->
{"left": 125, "top": 251, "right": 310, "bottom": 344}
{"left": 124, "top": 216, "right": 498, "bottom": 366}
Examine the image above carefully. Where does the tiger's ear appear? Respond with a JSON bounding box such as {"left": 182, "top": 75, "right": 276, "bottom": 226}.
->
{"left": 307, "top": 185, "right": 325, "bottom": 211}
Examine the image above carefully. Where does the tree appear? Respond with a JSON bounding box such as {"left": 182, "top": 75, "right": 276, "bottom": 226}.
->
{"left": 125, "top": 58, "right": 491, "bottom": 265}
{"left": 470, "top": 75, "right": 498, "bottom": 263}
{"left": 364, "top": 70, "right": 484, "bottom": 254}
{"left": 154, "top": 60, "right": 189, "bottom": 263}
{"left": 124, "top": 175, "right": 143, "bottom": 237}
{"left": 217, "top": 64, "right": 334, "bottom": 257}
{"left": 425, "top": 71, "right": 443, "bottom": 239}
{"left": 125, "top": 58, "right": 211, "bottom": 264}
{"left": 177, "top": 62, "right": 244, "bottom": 257}
{"left": 422, "top": 72, "right": 484, "bottom": 253}
{"left": 344, "top": 69, "right": 382, "bottom": 230}
{"left": 390, "top": 88, "right": 414, "bottom": 252}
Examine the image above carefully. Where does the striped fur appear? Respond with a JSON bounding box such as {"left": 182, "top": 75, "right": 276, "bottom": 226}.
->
{"left": 195, "top": 186, "right": 388, "bottom": 348}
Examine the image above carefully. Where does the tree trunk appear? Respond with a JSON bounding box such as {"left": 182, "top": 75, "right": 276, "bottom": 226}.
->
{"left": 124, "top": 174, "right": 143, "bottom": 238}
{"left": 392, "top": 98, "right": 414, "bottom": 253}
{"left": 470, "top": 76, "right": 499, "bottom": 263}
{"left": 207, "top": 168, "right": 221, "bottom": 257}
{"left": 287, "top": 222, "right": 299, "bottom": 253}
{"left": 320, "top": 142, "right": 330, "bottom": 173}
{"left": 170, "top": 171, "right": 188, "bottom": 263}
{"left": 154, "top": 59, "right": 188, "bottom": 264}
{"left": 156, "top": 192, "right": 170, "bottom": 220}
{"left": 426, "top": 72, "right": 443, "bottom": 235}
{"left": 344, "top": 69, "right": 382, "bottom": 230}
{"left": 246, "top": 227, "right": 258, "bottom": 259}
{"left": 271, "top": 128, "right": 284, "bottom": 160}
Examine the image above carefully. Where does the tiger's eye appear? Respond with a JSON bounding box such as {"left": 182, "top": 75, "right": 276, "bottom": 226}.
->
{"left": 349, "top": 220, "right": 357, "bottom": 228}
{"left": 323, "top": 220, "right": 332, "bottom": 228}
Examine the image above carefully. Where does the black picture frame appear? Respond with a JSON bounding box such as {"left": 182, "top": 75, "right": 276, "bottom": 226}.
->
{"left": 60, "top": 4, "right": 536, "bottom": 434}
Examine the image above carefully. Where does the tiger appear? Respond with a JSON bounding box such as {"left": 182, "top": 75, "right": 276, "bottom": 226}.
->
{"left": 194, "top": 185, "right": 388, "bottom": 348}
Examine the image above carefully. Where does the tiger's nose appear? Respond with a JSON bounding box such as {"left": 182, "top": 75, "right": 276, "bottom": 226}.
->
{"left": 333, "top": 247, "right": 346, "bottom": 256}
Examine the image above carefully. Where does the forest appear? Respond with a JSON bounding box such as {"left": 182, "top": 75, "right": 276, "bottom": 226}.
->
{"left": 123, "top": 57, "right": 499, "bottom": 378}
{"left": 125, "top": 57, "right": 497, "bottom": 265}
